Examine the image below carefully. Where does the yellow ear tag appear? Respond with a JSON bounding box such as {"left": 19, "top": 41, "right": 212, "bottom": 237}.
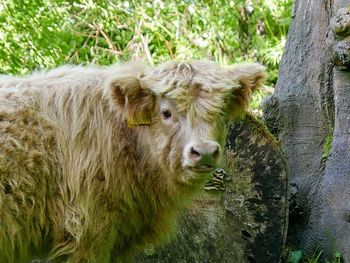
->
{"left": 127, "top": 119, "right": 137, "bottom": 128}
{"left": 127, "top": 117, "right": 152, "bottom": 128}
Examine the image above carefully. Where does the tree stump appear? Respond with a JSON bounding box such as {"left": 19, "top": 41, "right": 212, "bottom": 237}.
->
{"left": 136, "top": 114, "right": 288, "bottom": 263}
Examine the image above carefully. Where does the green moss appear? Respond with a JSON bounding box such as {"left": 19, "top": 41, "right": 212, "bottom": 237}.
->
{"left": 242, "top": 112, "right": 281, "bottom": 149}
{"left": 323, "top": 132, "right": 333, "bottom": 158}
{"left": 143, "top": 245, "right": 156, "bottom": 256}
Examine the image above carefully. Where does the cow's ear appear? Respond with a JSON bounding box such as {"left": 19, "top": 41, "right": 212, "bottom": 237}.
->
{"left": 225, "top": 63, "right": 266, "bottom": 119}
{"left": 109, "top": 76, "right": 156, "bottom": 127}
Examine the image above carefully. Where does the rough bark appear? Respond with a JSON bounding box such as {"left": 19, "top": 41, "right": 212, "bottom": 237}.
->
{"left": 136, "top": 115, "right": 288, "bottom": 263}
{"left": 264, "top": 0, "right": 350, "bottom": 260}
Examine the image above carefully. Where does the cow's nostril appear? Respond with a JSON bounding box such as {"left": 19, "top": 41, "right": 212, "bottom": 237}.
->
{"left": 190, "top": 147, "right": 200, "bottom": 158}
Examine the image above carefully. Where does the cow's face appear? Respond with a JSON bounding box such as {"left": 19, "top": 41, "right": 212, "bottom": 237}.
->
{"left": 109, "top": 61, "right": 266, "bottom": 185}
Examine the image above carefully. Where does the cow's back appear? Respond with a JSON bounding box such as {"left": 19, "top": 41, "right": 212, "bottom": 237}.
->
{"left": 0, "top": 66, "right": 116, "bottom": 261}
{"left": 0, "top": 85, "right": 59, "bottom": 262}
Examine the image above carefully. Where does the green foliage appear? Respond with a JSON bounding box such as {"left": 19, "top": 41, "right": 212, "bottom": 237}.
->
{"left": 289, "top": 250, "right": 303, "bottom": 263}
{"left": 0, "top": 0, "right": 292, "bottom": 86}
{"left": 287, "top": 249, "right": 343, "bottom": 263}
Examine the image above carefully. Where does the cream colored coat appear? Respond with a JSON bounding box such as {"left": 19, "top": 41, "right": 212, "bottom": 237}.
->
{"left": 0, "top": 61, "right": 265, "bottom": 263}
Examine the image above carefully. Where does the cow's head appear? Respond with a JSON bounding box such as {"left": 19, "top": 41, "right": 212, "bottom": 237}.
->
{"left": 109, "top": 61, "right": 266, "bottom": 186}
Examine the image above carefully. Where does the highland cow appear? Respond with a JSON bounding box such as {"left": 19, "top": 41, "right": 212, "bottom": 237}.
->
{"left": 0, "top": 60, "right": 265, "bottom": 262}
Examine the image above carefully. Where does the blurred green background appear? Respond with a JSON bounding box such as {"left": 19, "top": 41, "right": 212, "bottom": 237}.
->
{"left": 0, "top": 0, "right": 292, "bottom": 88}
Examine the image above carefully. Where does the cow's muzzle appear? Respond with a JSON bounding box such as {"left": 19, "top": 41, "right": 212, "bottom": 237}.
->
{"left": 184, "top": 140, "right": 221, "bottom": 173}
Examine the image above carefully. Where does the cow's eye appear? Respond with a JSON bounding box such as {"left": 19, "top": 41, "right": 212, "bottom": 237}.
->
{"left": 161, "top": 110, "right": 172, "bottom": 119}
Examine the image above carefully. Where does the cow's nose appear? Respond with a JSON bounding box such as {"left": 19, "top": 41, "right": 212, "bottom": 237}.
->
{"left": 188, "top": 140, "right": 221, "bottom": 167}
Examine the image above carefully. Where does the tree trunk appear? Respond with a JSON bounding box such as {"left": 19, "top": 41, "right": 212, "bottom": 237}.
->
{"left": 264, "top": 0, "right": 350, "bottom": 260}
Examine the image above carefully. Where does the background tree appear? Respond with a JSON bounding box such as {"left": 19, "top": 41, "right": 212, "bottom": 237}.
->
{"left": 264, "top": 0, "right": 350, "bottom": 261}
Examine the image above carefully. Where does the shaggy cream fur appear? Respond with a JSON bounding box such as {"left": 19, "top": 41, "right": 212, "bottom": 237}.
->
{"left": 0, "top": 60, "right": 265, "bottom": 263}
